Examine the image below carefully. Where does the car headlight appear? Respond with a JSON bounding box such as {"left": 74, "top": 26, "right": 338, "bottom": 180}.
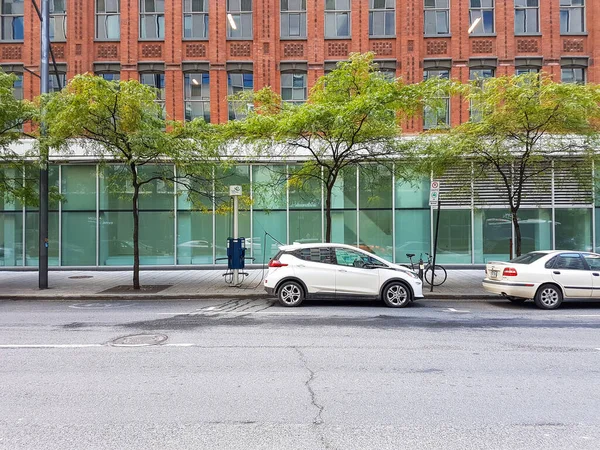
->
{"left": 403, "top": 270, "right": 419, "bottom": 279}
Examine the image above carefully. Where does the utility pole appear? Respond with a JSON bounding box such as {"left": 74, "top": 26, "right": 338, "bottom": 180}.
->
{"left": 39, "top": 0, "right": 49, "bottom": 289}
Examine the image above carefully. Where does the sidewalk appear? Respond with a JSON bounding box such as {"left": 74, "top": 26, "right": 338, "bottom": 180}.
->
{"left": 0, "top": 268, "right": 491, "bottom": 300}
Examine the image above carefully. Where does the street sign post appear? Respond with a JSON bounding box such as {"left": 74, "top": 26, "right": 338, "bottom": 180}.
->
{"left": 430, "top": 181, "right": 441, "bottom": 292}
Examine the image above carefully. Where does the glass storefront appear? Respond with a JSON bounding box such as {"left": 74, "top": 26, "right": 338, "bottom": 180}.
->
{"left": 0, "top": 163, "right": 596, "bottom": 267}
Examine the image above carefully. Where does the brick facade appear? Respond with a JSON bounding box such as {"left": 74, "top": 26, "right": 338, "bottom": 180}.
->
{"left": 0, "top": 0, "right": 597, "bottom": 132}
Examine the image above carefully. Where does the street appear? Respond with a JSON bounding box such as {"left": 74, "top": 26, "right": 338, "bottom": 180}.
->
{"left": 1, "top": 297, "right": 600, "bottom": 450}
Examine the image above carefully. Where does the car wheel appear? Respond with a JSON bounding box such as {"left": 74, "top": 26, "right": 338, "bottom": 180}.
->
{"left": 278, "top": 281, "right": 304, "bottom": 307}
{"left": 507, "top": 296, "right": 527, "bottom": 304}
{"left": 382, "top": 282, "right": 412, "bottom": 308}
{"left": 534, "top": 284, "right": 563, "bottom": 310}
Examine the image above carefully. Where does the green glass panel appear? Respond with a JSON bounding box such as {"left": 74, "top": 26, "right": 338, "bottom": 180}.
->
{"left": 62, "top": 212, "right": 96, "bottom": 266}
{"left": 331, "top": 167, "right": 356, "bottom": 209}
{"left": 555, "top": 208, "right": 592, "bottom": 252}
{"left": 395, "top": 209, "right": 431, "bottom": 263}
{"left": 100, "top": 166, "right": 132, "bottom": 210}
{"left": 330, "top": 210, "right": 356, "bottom": 245}
{"left": 289, "top": 210, "right": 322, "bottom": 244}
{"left": 253, "top": 210, "right": 287, "bottom": 260}
{"left": 395, "top": 177, "right": 429, "bottom": 208}
{"left": 0, "top": 166, "right": 23, "bottom": 211}
{"left": 288, "top": 165, "right": 321, "bottom": 209}
{"left": 473, "top": 209, "right": 511, "bottom": 263}
{"left": 517, "top": 209, "right": 552, "bottom": 254}
{"left": 0, "top": 212, "right": 23, "bottom": 266}
{"left": 25, "top": 212, "right": 59, "bottom": 266}
{"left": 25, "top": 165, "right": 59, "bottom": 211}
{"left": 359, "top": 209, "right": 392, "bottom": 260}
{"left": 359, "top": 165, "right": 392, "bottom": 209}
{"left": 215, "top": 210, "right": 250, "bottom": 261}
{"left": 62, "top": 165, "right": 96, "bottom": 211}
{"left": 99, "top": 211, "right": 174, "bottom": 265}
{"left": 138, "top": 165, "right": 175, "bottom": 210}
{"left": 177, "top": 211, "right": 213, "bottom": 264}
{"left": 252, "top": 165, "right": 287, "bottom": 210}
{"left": 433, "top": 209, "right": 471, "bottom": 264}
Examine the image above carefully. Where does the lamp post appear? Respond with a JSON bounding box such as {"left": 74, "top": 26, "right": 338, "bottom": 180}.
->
{"left": 39, "top": 0, "right": 49, "bottom": 289}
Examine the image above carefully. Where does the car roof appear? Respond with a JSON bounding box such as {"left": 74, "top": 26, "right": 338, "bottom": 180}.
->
{"left": 279, "top": 243, "right": 362, "bottom": 251}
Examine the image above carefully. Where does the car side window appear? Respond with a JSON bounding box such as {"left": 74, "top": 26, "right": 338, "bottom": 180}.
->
{"left": 583, "top": 253, "right": 600, "bottom": 271}
{"left": 334, "top": 248, "right": 370, "bottom": 268}
{"left": 553, "top": 253, "right": 586, "bottom": 270}
{"left": 298, "top": 247, "right": 334, "bottom": 264}
{"left": 544, "top": 256, "right": 557, "bottom": 269}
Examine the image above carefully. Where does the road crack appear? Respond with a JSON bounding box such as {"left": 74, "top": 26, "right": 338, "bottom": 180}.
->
{"left": 294, "top": 347, "right": 325, "bottom": 425}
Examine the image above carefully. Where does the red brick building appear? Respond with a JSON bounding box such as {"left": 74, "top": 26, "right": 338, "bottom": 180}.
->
{"left": 0, "top": 0, "right": 598, "bottom": 131}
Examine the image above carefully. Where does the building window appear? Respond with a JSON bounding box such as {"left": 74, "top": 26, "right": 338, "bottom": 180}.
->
{"left": 96, "top": 0, "right": 120, "bottom": 39}
{"left": 227, "top": 0, "right": 252, "bottom": 39}
{"left": 515, "top": 67, "right": 539, "bottom": 76}
{"left": 228, "top": 73, "right": 253, "bottom": 120}
{"left": 424, "top": 0, "right": 449, "bottom": 36}
{"left": 50, "top": 0, "right": 67, "bottom": 41}
{"left": 469, "top": 0, "right": 494, "bottom": 35}
{"left": 369, "top": 0, "right": 395, "bottom": 37}
{"left": 140, "top": 0, "right": 164, "bottom": 39}
{"left": 561, "top": 67, "right": 585, "bottom": 84}
{"left": 514, "top": 0, "right": 539, "bottom": 34}
{"left": 325, "top": 0, "right": 350, "bottom": 39}
{"left": 12, "top": 73, "right": 23, "bottom": 99}
{"left": 280, "top": 0, "right": 306, "bottom": 38}
{"left": 184, "top": 73, "right": 210, "bottom": 123}
{"left": 140, "top": 73, "right": 165, "bottom": 109}
{"left": 49, "top": 73, "right": 66, "bottom": 93}
{"left": 469, "top": 68, "right": 494, "bottom": 121}
{"left": 560, "top": 0, "right": 585, "bottom": 34}
{"left": 98, "top": 72, "right": 120, "bottom": 82}
{"left": 423, "top": 69, "right": 450, "bottom": 129}
{"left": 0, "top": 0, "right": 24, "bottom": 41}
{"left": 184, "top": 0, "right": 208, "bottom": 39}
{"left": 281, "top": 73, "right": 307, "bottom": 105}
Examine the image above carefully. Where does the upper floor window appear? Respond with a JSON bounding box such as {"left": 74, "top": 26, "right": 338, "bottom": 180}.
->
{"left": 96, "top": 0, "right": 120, "bottom": 40}
{"left": 469, "top": 68, "right": 494, "bottom": 121}
{"left": 140, "top": 72, "right": 166, "bottom": 109}
{"left": 184, "top": 72, "right": 210, "bottom": 123}
{"left": 514, "top": 0, "right": 539, "bottom": 34}
{"left": 227, "top": 0, "right": 252, "bottom": 39}
{"left": 561, "top": 67, "right": 585, "bottom": 84}
{"left": 560, "top": 0, "right": 585, "bottom": 34}
{"left": 184, "top": 0, "right": 208, "bottom": 39}
{"left": 369, "top": 0, "right": 395, "bottom": 37}
{"left": 515, "top": 67, "right": 538, "bottom": 76}
{"left": 140, "top": 0, "right": 164, "bottom": 39}
{"left": 469, "top": 0, "right": 494, "bottom": 35}
{"left": 228, "top": 72, "right": 253, "bottom": 120}
{"left": 13, "top": 73, "right": 22, "bottom": 99}
{"left": 325, "top": 0, "right": 350, "bottom": 39}
{"left": 98, "top": 72, "right": 120, "bottom": 82}
{"left": 281, "top": 73, "right": 307, "bottom": 105}
{"left": 281, "top": 0, "right": 306, "bottom": 38}
{"left": 424, "top": 0, "right": 449, "bottom": 36}
{"left": 49, "top": 73, "right": 66, "bottom": 93}
{"left": 0, "top": 0, "right": 24, "bottom": 41}
{"left": 50, "top": 0, "right": 67, "bottom": 41}
{"left": 423, "top": 69, "right": 450, "bottom": 130}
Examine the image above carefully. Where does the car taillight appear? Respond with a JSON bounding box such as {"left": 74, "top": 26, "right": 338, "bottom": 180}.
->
{"left": 268, "top": 260, "right": 288, "bottom": 268}
{"left": 503, "top": 267, "right": 518, "bottom": 276}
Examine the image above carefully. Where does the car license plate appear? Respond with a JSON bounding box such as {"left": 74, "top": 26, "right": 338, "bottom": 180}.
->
{"left": 490, "top": 270, "right": 498, "bottom": 278}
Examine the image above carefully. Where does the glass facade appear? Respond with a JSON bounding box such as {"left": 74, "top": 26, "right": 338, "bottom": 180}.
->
{"left": 0, "top": 163, "right": 597, "bottom": 267}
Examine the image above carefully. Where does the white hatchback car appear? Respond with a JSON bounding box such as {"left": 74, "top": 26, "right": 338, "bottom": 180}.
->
{"left": 483, "top": 250, "right": 600, "bottom": 309}
{"left": 264, "top": 243, "right": 423, "bottom": 307}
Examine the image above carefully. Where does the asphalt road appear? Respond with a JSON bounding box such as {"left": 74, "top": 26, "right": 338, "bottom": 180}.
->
{"left": 1, "top": 297, "right": 600, "bottom": 450}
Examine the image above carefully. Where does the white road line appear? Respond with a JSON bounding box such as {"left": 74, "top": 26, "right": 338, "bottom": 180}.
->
{"left": 156, "top": 311, "right": 298, "bottom": 316}
{"left": 562, "top": 315, "right": 600, "bottom": 318}
{"left": 0, "top": 344, "right": 103, "bottom": 349}
{"left": 164, "top": 343, "right": 195, "bottom": 347}
{"left": 445, "top": 308, "right": 471, "bottom": 313}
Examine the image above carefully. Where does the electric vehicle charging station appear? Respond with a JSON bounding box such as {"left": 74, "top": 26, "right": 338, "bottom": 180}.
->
{"left": 228, "top": 185, "right": 244, "bottom": 285}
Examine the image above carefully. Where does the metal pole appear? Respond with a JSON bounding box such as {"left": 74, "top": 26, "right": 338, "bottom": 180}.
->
{"left": 430, "top": 195, "right": 441, "bottom": 293}
{"left": 39, "top": 0, "right": 49, "bottom": 289}
{"left": 233, "top": 195, "right": 239, "bottom": 285}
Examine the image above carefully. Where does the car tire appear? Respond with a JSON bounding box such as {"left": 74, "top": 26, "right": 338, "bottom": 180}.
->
{"left": 507, "top": 296, "right": 527, "bottom": 304}
{"left": 534, "top": 284, "right": 563, "bottom": 310}
{"left": 277, "top": 281, "right": 304, "bottom": 307}
{"left": 382, "top": 282, "right": 412, "bottom": 308}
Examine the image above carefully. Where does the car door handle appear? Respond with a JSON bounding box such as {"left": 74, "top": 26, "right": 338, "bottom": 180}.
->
{"left": 338, "top": 269, "right": 348, "bottom": 273}
{"left": 594, "top": 273, "right": 600, "bottom": 277}
{"left": 297, "top": 265, "right": 305, "bottom": 268}
{"left": 553, "top": 271, "right": 561, "bottom": 275}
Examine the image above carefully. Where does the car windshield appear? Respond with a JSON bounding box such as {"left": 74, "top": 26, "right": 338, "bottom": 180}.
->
{"left": 509, "top": 252, "right": 546, "bottom": 264}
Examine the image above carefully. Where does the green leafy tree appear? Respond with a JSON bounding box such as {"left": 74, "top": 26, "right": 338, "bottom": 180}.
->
{"left": 226, "top": 52, "right": 439, "bottom": 242}
{"left": 45, "top": 74, "right": 221, "bottom": 289}
{"left": 420, "top": 73, "right": 600, "bottom": 257}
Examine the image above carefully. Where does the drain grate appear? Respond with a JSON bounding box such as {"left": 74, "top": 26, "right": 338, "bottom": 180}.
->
{"left": 110, "top": 334, "right": 168, "bottom": 347}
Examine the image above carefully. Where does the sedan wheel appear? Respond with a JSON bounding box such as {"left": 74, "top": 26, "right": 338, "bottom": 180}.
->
{"left": 278, "top": 281, "right": 304, "bottom": 307}
{"left": 534, "top": 284, "right": 563, "bottom": 310}
{"left": 383, "top": 282, "right": 411, "bottom": 308}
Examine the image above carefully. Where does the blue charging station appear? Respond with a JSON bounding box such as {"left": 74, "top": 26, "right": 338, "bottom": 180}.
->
{"left": 227, "top": 237, "right": 246, "bottom": 270}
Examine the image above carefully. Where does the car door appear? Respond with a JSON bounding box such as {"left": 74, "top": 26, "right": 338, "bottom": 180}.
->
{"left": 294, "top": 247, "right": 338, "bottom": 295}
{"left": 582, "top": 253, "right": 600, "bottom": 298}
{"left": 550, "top": 253, "right": 592, "bottom": 298}
{"left": 333, "top": 248, "right": 380, "bottom": 297}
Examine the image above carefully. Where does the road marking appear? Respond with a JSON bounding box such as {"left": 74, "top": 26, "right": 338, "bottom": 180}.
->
{"left": 445, "top": 308, "right": 471, "bottom": 313}
{"left": 164, "top": 343, "right": 195, "bottom": 347}
{"left": 156, "top": 311, "right": 298, "bottom": 316}
{"left": 562, "top": 315, "right": 600, "bottom": 318}
{"left": 0, "top": 344, "right": 103, "bottom": 349}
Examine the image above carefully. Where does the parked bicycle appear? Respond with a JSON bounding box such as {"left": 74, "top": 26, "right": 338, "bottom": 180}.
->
{"left": 404, "top": 253, "right": 447, "bottom": 286}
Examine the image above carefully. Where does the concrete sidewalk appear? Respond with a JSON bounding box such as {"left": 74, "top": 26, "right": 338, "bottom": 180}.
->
{"left": 0, "top": 268, "right": 491, "bottom": 300}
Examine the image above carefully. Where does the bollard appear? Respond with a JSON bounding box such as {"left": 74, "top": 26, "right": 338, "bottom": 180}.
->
{"left": 418, "top": 255, "right": 424, "bottom": 281}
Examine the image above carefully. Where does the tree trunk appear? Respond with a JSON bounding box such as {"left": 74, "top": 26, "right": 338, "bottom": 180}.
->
{"left": 511, "top": 208, "right": 522, "bottom": 258}
{"left": 132, "top": 180, "right": 141, "bottom": 290}
{"left": 324, "top": 184, "right": 333, "bottom": 243}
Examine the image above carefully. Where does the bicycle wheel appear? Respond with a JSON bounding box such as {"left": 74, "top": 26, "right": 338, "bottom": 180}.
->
{"left": 424, "top": 265, "right": 447, "bottom": 286}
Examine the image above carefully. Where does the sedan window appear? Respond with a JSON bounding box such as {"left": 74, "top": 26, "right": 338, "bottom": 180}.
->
{"left": 297, "top": 247, "right": 334, "bottom": 263}
{"left": 583, "top": 253, "right": 600, "bottom": 270}
{"left": 510, "top": 252, "right": 546, "bottom": 264}
{"left": 554, "top": 253, "right": 586, "bottom": 270}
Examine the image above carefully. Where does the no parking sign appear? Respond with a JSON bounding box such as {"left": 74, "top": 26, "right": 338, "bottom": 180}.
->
{"left": 429, "top": 180, "right": 441, "bottom": 207}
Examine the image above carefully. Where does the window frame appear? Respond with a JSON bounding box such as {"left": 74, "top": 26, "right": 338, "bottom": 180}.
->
{"left": 139, "top": 72, "right": 166, "bottom": 112}
{"left": 468, "top": 0, "right": 494, "bottom": 35}
{"left": 280, "top": 0, "right": 307, "bottom": 39}
{"left": 227, "top": 0, "right": 253, "bottom": 40}
{"left": 0, "top": 0, "right": 24, "bottom": 41}
{"left": 560, "top": 0, "right": 585, "bottom": 35}
{"left": 49, "top": 0, "right": 67, "bottom": 42}
{"left": 514, "top": 0, "right": 540, "bottom": 35}
{"left": 368, "top": 0, "right": 395, "bottom": 38}
{"left": 561, "top": 67, "right": 586, "bottom": 85}
{"left": 424, "top": 0, "right": 450, "bottom": 37}
{"left": 324, "top": 0, "right": 351, "bottom": 39}
{"left": 184, "top": 72, "right": 211, "bottom": 123}
{"left": 423, "top": 69, "right": 450, "bottom": 130}
{"left": 183, "top": 0, "right": 209, "bottom": 40}
{"left": 469, "top": 68, "right": 494, "bottom": 122}
{"left": 139, "top": 0, "right": 165, "bottom": 40}
{"left": 95, "top": 0, "right": 120, "bottom": 40}
{"left": 281, "top": 72, "right": 307, "bottom": 105}
{"left": 227, "top": 72, "right": 254, "bottom": 120}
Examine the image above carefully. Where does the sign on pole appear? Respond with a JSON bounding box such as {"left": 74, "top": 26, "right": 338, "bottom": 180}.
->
{"left": 429, "top": 180, "right": 441, "bottom": 207}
